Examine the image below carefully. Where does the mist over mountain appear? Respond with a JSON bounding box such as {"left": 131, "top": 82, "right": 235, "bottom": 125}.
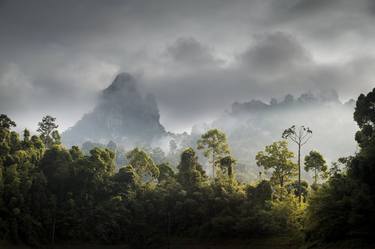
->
{"left": 62, "top": 73, "right": 166, "bottom": 147}
{"left": 62, "top": 72, "right": 358, "bottom": 182}
{"left": 205, "top": 90, "right": 358, "bottom": 181}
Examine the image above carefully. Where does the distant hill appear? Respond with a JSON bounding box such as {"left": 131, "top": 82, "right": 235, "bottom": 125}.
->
{"left": 62, "top": 77, "right": 358, "bottom": 183}
{"left": 62, "top": 73, "right": 166, "bottom": 147}
{"left": 207, "top": 90, "right": 357, "bottom": 181}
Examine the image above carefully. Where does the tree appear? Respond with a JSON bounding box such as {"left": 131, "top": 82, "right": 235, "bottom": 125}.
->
{"left": 39, "top": 145, "right": 73, "bottom": 245}
{"left": 88, "top": 147, "right": 116, "bottom": 178}
{"left": 0, "top": 114, "right": 16, "bottom": 130}
{"left": 69, "top": 146, "right": 83, "bottom": 161}
{"left": 3, "top": 163, "right": 22, "bottom": 241}
{"left": 218, "top": 155, "right": 236, "bottom": 179}
{"left": 51, "top": 130, "right": 61, "bottom": 145}
{"left": 39, "top": 145, "right": 73, "bottom": 197}
{"left": 305, "top": 88, "right": 375, "bottom": 243}
{"left": 351, "top": 88, "right": 375, "bottom": 202}
{"left": 246, "top": 180, "right": 272, "bottom": 207}
{"left": 197, "top": 129, "right": 230, "bottom": 178}
{"left": 304, "top": 150, "right": 327, "bottom": 185}
{"left": 256, "top": 141, "right": 297, "bottom": 200}
{"left": 0, "top": 115, "right": 16, "bottom": 147}
{"left": 287, "top": 180, "right": 309, "bottom": 202}
{"left": 157, "top": 163, "right": 175, "bottom": 183}
{"left": 22, "top": 129, "right": 31, "bottom": 145}
{"left": 126, "top": 148, "right": 159, "bottom": 183}
{"left": 37, "top": 115, "right": 59, "bottom": 148}
{"left": 113, "top": 165, "right": 140, "bottom": 192}
{"left": 354, "top": 88, "right": 375, "bottom": 148}
{"left": 282, "top": 125, "right": 312, "bottom": 202}
{"left": 177, "top": 147, "right": 207, "bottom": 189}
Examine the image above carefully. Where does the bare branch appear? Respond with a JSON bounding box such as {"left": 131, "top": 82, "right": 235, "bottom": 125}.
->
{"left": 301, "top": 135, "right": 313, "bottom": 146}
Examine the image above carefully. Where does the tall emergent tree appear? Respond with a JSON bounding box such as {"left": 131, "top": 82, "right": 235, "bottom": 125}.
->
{"left": 304, "top": 150, "right": 327, "bottom": 185}
{"left": 256, "top": 140, "right": 297, "bottom": 200}
{"left": 197, "top": 129, "right": 230, "bottom": 178}
{"left": 37, "top": 115, "right": 59, "bottom": 149}
{"left": 282, "top": 125, "right": 312, "bottom": 202}
{"left": 126, "top": 148, "right": 159, "bottom": 183}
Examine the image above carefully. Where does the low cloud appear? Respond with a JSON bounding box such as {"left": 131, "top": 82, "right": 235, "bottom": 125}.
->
{"left": 0, "top": 0, "right": 374, "bottom": 133}
{"left": 146, "top": 32, "right": 374, "bottom": 132}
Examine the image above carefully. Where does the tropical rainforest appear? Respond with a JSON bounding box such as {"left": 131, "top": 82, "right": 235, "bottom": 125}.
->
{"left": 1, "top": 88, "right": 375, "bottom": 249}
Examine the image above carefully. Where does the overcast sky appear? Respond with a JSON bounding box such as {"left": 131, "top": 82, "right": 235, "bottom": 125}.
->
{"left": 0, "top": 0, "right": 374, "bottom": 133}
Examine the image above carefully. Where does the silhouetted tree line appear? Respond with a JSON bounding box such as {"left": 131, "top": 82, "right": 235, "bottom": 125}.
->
{"left": 0, "top": 88, "right": 375, "bottom": 248}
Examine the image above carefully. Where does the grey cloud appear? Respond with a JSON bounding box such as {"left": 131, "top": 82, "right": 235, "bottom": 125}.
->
{"left": 0, "top": 64, "right": 34, "bottom": 112}
{"left": 273, "top": 0, "right": 339, "bottom": 16}
{"left": 0, "top": 0, "right": 375, "bottom": 133}
{"left": 146, "top": 31, "right": 375, "bottom": 132}
{"left": 239, "top": 32, "right": 312, "bottom": 75}
{"left": 166, "top": 37, "right": 223, "bottom": 68}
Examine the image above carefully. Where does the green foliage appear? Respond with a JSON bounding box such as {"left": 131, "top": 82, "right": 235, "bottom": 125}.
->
{"left": 37, "top": 115, "right": 59, "bottom": 149}
{"left": 271, "top": 195, "right": 306, "bottom": 235}
{"left": 177, "top": 147, "right": 207, "bottom": 189}
{"left": 304, "top": 150, "right": 327, "bottom": 184}
{"left": 246, "top": 180, "right": 272, "bottom": 208}
{"left": 4, "top": 88, "right": 375, "bottom": 249}
{"left": 256, "top": 141, "right": 297, "bottom": 199}
{"left": 0, "top": 114, "right": 16, "bottom": 130}
{"left": 126, "top": 148, "right": 159, "bottom": 182}
{"left": 354, "top": 88, "right": 375, "bottom": 148}
{"left": 218, "top": 155, "right": 236, "bottom": 179}
{"left": 287, "top": 180, "right": 309, "bottom": 202}
{"left": 197, "top": 129, "right": 230, "bottom": 178}
{"left": 113, "top": 165, "right": 140, "bottom": 192}
{"left": 0, "top": 119, "right": 302, "bottom": 247}
{"left": 305, "top": 88, "right": 375, "bottom": 244}
{"left": 156, "top": 163, "right": 175, "bottom": 183}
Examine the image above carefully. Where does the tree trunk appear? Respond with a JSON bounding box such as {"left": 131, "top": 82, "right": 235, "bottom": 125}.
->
{"left": 298, "top": 143, "right": 301, "bottom": 203}
{"left": 212, "top": 153, "right": 215, "bottom": 178}
{"left": 280, "top": 176, "right": 284, "bottom": 200}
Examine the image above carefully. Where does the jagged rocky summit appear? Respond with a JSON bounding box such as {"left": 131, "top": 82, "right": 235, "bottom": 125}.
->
{"left": 62, "top": 73, "right": 166, "bottom": 147}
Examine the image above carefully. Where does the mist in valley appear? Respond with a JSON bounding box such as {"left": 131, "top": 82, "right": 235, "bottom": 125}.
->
{"left": 1, "top": 1, "right": 375, "bottom": 248}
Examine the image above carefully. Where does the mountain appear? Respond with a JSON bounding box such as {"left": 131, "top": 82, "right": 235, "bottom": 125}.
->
{"left": 62, "top": 73, "right": 166, "bottom": 147}
{"left": 62, "top": 77, "right": 357, "bottom": 183}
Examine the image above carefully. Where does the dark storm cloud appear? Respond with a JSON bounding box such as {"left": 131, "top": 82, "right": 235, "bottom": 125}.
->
{"left": 166, "top": 37, "right": 223, "bottom": 69}
{"left": 274, "top": 0, "right": 338, "bottom": 16}
{"left": 0, "top": 0, "right": 374, "bottom": 132}
{"left": 239, "top": 32, "right": 312, "bottom": 75}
